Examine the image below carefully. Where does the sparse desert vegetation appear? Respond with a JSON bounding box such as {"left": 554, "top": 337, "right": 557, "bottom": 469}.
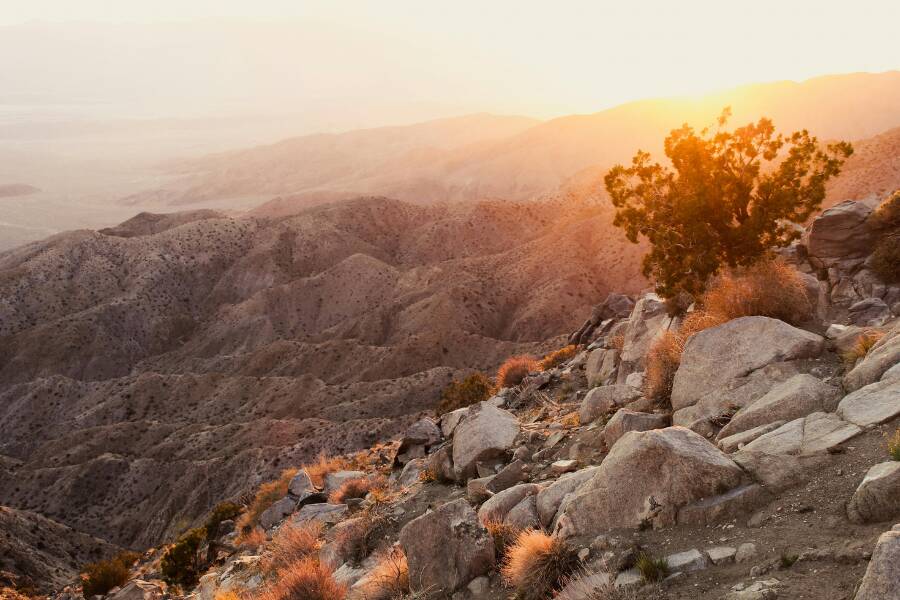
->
{"left": 437, "top": 372, "right": 493, "bottom": 414}
{"left": 80, "top": 551, "right": 139, "bottom": 598}
{"left": 160, "top": 528, "right": 207, "bottom": 587}
{"left": 501, "top": 530, "right": 580, "bottom": 600}
{"left": 255, "top": 557, "right": 346, "bottom": 600}
{"left": 236, "top": 469, "right": 298, "bottom": 540}
{"left": 260, "top": 522, "right": 322, "bottom": 575}
{"left": 540, "top": 345, "right": 578, "bottom": 370}
{"left": 497, "top": 356, "right": 542, "bottom": 388}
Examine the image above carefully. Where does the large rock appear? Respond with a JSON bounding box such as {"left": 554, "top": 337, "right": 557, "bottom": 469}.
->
{"left": 535, "top": 466, "right": 601, "bottom": 528}
{"left": 603, "top": 410, "right": 668, "bottom": 447}
{"left": 555, "top": 427, "right": 744, "bottom": 536}
{"left": 717, "top": 374, "right": 841, "bottom": 439}
{"left": 579, "top": 385, "right": 642, "bottom": 423}
{"left": 585, "top": 349, "right": 619, "bottom": 387}
{"left": 837, "top": 379, "right": 900, "bottom": 427}
{"left": 504, "top": 496, "right": 541, "bottom": 530}
{"left": 323, "top": 471, "right": 366, "bottom": 495}
{"left": 671, "top": 317, "right": 825, "bottom": 427}
{"left": 854, "top": 524, "right": 900, "bottom": 600}
{"left": 807, "top": 200, "right": 874, "bottom": 266}
{"left": 617, "top": 294, "right": 673, "bottom": 381}
{"left": 848, "top": 462, "right": 900, "bottom": 523}
{"left": 844, "top": 323, "right": 900, "bottom": 391}
{"left": 396, "top": 418, "right": 442, "bottom": 464}
{"left": 399, "top": 499, "right": 495, "bottom": 594}
{"left": 477, "top": 483, "right": 542, "bottom": 523}
{"left": 452, "top": 403, "right": 520, "bottom": 480}
{"left": 847, "top": 298, "right": 891, "bottom": 327}
{"left": 259, "top": 496, "right": 297, "bottom": 530}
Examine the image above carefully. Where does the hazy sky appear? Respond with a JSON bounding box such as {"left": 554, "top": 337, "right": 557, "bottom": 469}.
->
{"left": 1, "top": 0, "right": 899, "bottom": 132}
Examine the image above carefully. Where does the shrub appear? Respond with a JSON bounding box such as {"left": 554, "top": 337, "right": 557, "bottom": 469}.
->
{"left": 779, "top": 552, "right": 799, "bottom": 568}
{"left": 349, "top": 548, "right": 409, "bottom": 600}
{"left": 642, "top": 330, "right": 683, "bottom": 404}
{"left": 497, "top": 356, "right": 541, "bottom": 388}
{"left": 236, "top": 468, "right": 298, "bottom": 536}
{"left": 334, "top": 510, "right": 389, "bottom": 564}
{"left": 238, "top": 527, "right": 267, "bottom": 549}
{"left": 870, "top": 189, "right": 900, "bottom": 230}
{"left": 888, "top": 428, "right": 900, "bottom": 461}
{"left": 484, "top": 519, "right": 520, "bottom": 562}
{"left": 870, "top": 234, "right": 900, "bottom": 283}
{"left": 204, "top": 501, "right": 243, "bottom": 541}
{"left": 161, "top": 527, "right": 206, "bottom": 587}
{"left": 255, "top": 557, "right": 346, "bottom": 600}
{"left": 305, "top": 456, "right": 352, "bottom": 488}
{"left": 501, "top": 530, "right": 580, "bottom": 600}
{"left": 261, "top": 521, "right": 322, "bottom": 575}
{"left": 80, "top": 551, "right": 140, "bottom": 598}
{"left": 328, "top": 475, "right": 385, "bottom": 504}
{"left": 437, "top": 373, "right": 493, "bottom": 415}
{"left": 555, "top": 572, "right": 667, "bottom": 600}
{"left": 635, "top": 552, "right": 668, "bottom": 582}
{"left": 540, "top": 345, "right": 579, "bottom": 370}
{"left": 842, "top": 330, "right": 885, "bottom": 366}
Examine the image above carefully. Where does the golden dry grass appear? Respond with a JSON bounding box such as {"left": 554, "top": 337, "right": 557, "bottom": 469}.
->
{"left": 484, "top": 518, "right": 520, "bottom": 561}
{"left": 215, "top": 592, "right": 243, "bottom": 600}
{"left": 236, "top": 526, "right": 267, "bottom": 549}
{"left": 501, "top": 530, "right": 579, "bottom": 600}
{"left": 260, "top": 521, "right": 322, "bottom": 575}
{"left": 888, "top": 428, "right": 900, "bottom": 461}
{"left": 348, "top": 548, "right": 409, "bottom": 600}
{"left": 497, "top": 355, "right": 541, "bottom": 388}
{"left": 328, "top": 475, "right": 386, "bottom": 504}
{"left": 842, "top": 330, "right": 886, "bottom": 366}
{"left": 540, "top": 345, "right": 579, "bottom": 370}
{"left": 333, "top": 509, "right": 389, "bottom": 564}
{"left": 235, "top": 468, "right": 298, "bottom": 538}
{"left": 305, "top": 455, "right": 352, "bottom": 488}
{"left": 255, "top": 557, "right": 346, "bottom": 600}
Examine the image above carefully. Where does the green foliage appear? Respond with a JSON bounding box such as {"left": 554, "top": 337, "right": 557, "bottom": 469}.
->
{"left": 870, "top": 234, "right": 900, "bottom": 283}
{"left": 780, "top": 552, "right": 799, "bottom": 568}
{"left": 605, "top": 108, "right": 853, "bottom": 298}
{"left": 80, "top": 551, "right": 140, "bottom": 598}
{"left": 888, "top": 429, "right": 900, "bottom": 461}
{"left": 437, "top": 372, "right": 492, "bottom": 415}
{"left": 161, "top": 527, "right": 207, "bottom": 588}
{"left": 203, "top": 501, "right": 243, "bottom": 541}
{"left": 635, "top": 552, "right": 669, "bottom": 582}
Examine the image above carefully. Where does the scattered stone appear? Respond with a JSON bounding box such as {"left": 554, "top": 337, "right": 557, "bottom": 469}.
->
{"left": 603, "top": 409, "right": 668, "bottom": 447}
{"left": 259, "top": 496, "right": 296, "bottom": 530}
{"left": 486, "top": 459, "right": 528, "bottom": 493}
{"left": 550, "top": 459, "right": 578, "bottom": 475}
{"left": 706, "top": 546, "right": 737, "bottom": 565}
{"left": 844, "top": 323, "right": 900, "bottom": 391}
{"left": 676, "top": 483, "right": 771, "bottom": 526}
{"left": 735, "top": 542, "right": 758, "bottom": 563}
{"left": 664, "top": 548, "right": 709, "bottom": 572}
{"left": 854, "top": 524, "right": 900, "bottom": 600}
{"left": 718, "top": 421, "right": 787, "bottom": 454}
{"left": 737, "top": 412, "right": 862, "bottom": 456}
{"left": 847, "top": 298, "right": 891, "bottom": 327}
{"left": 535, "top": 466, "right": 601, "bottom": 528}
{"left": 624, "top": 371, "right": 645, "bottom": 389}
{"left": 807, "top": 199, "right": 874, "bottom": 265}
{"left": 848, "top": 462, "right": 900, "bottom": 523}
{"left": 614, "top": 569, "right": 643, "bottom": 588}
{"left": 293, "top": 503, "right": 348, "bottom": 526}
{"left": 106, "top": 580, "right": 165, "bottom": 600}
{"left": 717, "top": 374, "right": 841, "bottom": 439}
{"left": 544, "top": 430, "right": 566, "bottom": 449}
{"left": 505, "top": 495, "right": 541, "bottom": 530}
{"left": 467, "top": 576, "right": 491, "bottom": 598}
{"left": 586, "top": 349, "right": 619, "bottom": 387}
{"left": 396, "top": 418, "right": 442, "bottom": 464}
{"left": 724, "top": 578, "right": 780, "bottom": 600}
{"left": 399, "top": 499, "right": 495, "bottom": 594}
{"left": 579, "top": 385, "right": 643, "bottom": 423}
{"left": 426, "top": 444, "right": 455, "bottom": 482}
{"left": 452, "top": 403, "right": 520, "bottom": 480}
{"left": 617, "top": 293, "right": 672, "bottom": 382}
{"left": 837, "top": 379, "right": 900, "bottom": 427}
{"left": 397, "top": 458, "right": 426, "bottom": 487}
{"left": 555, "top": 427, "right": 744, "bottom": 536}
{"left": 478, "top": 483, "right": 542, "bottom": 523}
{"left": 289, "top": 470, "right": 317, "bottom": 497}
{"left": 512, "top": 445, "right": 532, "bottom": 461}
{"left": 467, "top": 477, "right": 494, "bottom": 504}
{"left": 440, "top": 408, "right": 469, "bottom": 437}
{"left": 323, "top": 471, "right": 366, "bottom": 495}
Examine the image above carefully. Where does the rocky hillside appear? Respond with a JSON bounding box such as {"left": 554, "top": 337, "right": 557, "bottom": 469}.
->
{"left": 76, "top": 197, "right": 900, "bottom": 600}
{"left": 0, "top": 195, "right": 646, "bottom": 554}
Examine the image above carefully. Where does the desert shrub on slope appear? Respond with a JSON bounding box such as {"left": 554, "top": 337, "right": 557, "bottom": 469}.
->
{"left": 255, "top": 557, "right": 346, "bottom": 600}
{"left": 437, "top": 372, "right": 493, "bottom": 414}
{"left": 605, "top": 108, "right": 852, "bottom": 298}
{"left": 540, "top": 345, "right": 578, "bottom": 370}
{"left": 501, "top": 530, "right": 579, "bottom": 600}
{"left": 236, "top": 469, "right": 298, "bottom": 539}
{"left": 497, "top": 356, "right": 541, "bottom": 388}
{"left": 261, "top": 522, "right": 322, "bottom": 575}
{"left": 204, "top": 501, "right": 243, "bottom": 541}
{"left": 329, "top": 475, "right": 386, "bottom": 504}
{"left": 349, "top": 548, "right": 409, "bottom": 600}
{"left": 80, "top": 551, "right": 139, "bottom": 598}
{"left": 161, "top": 527, "right": 206, "bottom": 587}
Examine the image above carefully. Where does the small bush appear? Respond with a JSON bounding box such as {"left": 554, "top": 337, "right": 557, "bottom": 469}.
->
{"left": 779, "top": 552, "right": 799, "bottom": 568}
{"left": 204, "top": 501, "right": 243, "bottom": 541}
{"left": 305, "top": 456, "right": 352, "bottom": 488}
{"left": 540, "top": 345, "right": 578, "bottom": 370}
{"left": 497, "top": 356, "right": 541, "bottom": 388}
{"left": 871, "top": 189, "right": 900, "bottom": 230}
{"left": 349, "top": 548, "right": 409, "bottom": 600}
{"left": 888, "top": 429, "right": 900, "bottom": 461}
{"left": 236, "top": 468, "right": 298, "bottom": 536}
{"left": 261, "top": 521, "right": 322, "bottom": 575}
{"left": 643, "top": 331, "right": 683, "bottom": 404}
{"left": 238, "top": 527, "right": 267, "bottom": 549}
{"left": 501, "top": 530, "right": 580, "bottom": 600}
{"left": 871, "top": 234, "right": 900, "bottom": 283}
{"left": 255, "top": 557, "right": 346, "bottom": 600}
{"left": 329, "top": 475, "right": 385, "bottom": 504}
{"left": 161, "top": 527, "right": 206, "bottom": 587}
{"left": 484, "top": 519, "right": 520, "bottom": 562}
{"left": 437, "top": 373, "right": 493, "bottom": 415}
{"left": 334, "top": 510, "right": 389, "bottom": 564}
{"left": 842, "top": 330, "right": 885, "bottom": 366}
{"left": 80, "top": 551, "right": 140, "bottom": 598}
{"left": 635, "top": 552, "right": 668, "bottom": 582}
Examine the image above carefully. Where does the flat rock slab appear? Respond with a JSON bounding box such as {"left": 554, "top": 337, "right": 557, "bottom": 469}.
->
{"left": 848, "top": 461, "right": 900, "bottom": 523}
{"left": 292, "top": 502, "right": 348, "bottom": 526}
{"left": 706, "top": 546, "right": 737, "bottom": 565}
{"left": 603, "top": 409, "right": 668, "bottom": 447}
{"left": 854, "top": 524, "right": 900, "bottom": 600}
{"left": 718, "top": 421, "right": 787, "bottom": 454}
{"left": 676, "top": 483, "right": 770, "bottom": 526}
{"left": 579, "top": 385, "right": 642, "bottom": 423}
{"left": 665, "top": 548, "right": 709, "bottom": 572}
{"left": 738, "top": 412, "right": 861, "bottom": 456}
{"left": 837, "top": 379, "right": 900, "bottom": 427}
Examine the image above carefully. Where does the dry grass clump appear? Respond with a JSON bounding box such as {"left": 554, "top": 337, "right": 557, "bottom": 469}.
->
{"left": 842, "top": 330, "right": 885, "bottom": 366}
{"left": 216, "top": 591, "right": 243, "bottom": 600}
{"left": 349, "top": 548, "right": 409, "bottom": 600}
{"left": 236, "top": 468, "right": 298, "bottom": 538}
{"left": 261, "top": 522, "right": 322, "bottom": 575}
{"left": 871, "top": 234, "right": 900, "bottom": 283}
{"left": 305, "top": 455, "right": 352, "bottom": 488}
{"left": 609, "top": 334, "right": 625, "bottom": 351}
{"left": 556, "top": 572, "right": 667, "bottom": 600}
{"left": 237, "top": 527, "right": 267, "bottom": 549}
{"left": 644, "top": 258, "right": 812, "bottom": 404}
{"left": 328, "top": 475, "right": 386, "bottom": 504}
{"left": 484, "top": 518, "right": 520, "bottom": 561}
{"left": 540, "top": 345, "right": 579, "bottom": 370}
{"left": 437, "top": 372, "right": 493, "bottom": 414}
{"left": 497, "top": 356, "right": 542, "bottom": 388}
{"left": 80, "top": 551, "right": 140, "bottom": 597}
{"left": 334, "top": 510, "right": 390, "bottom": 564}
{"left": 635, "top": 552, "right": 668, "bottom": 583}
{"left": 501, "top": 530, "right": 580, "bottom": 600}
{"left": 560, "top": 412, "right": 580, "bottom": 429}
{"left": 871, "top": 189, "right": 900, "bottom": 230}
{"left": 255, "top": 557, "right": 346, "bottom": 600}
{"left": 888, "top": 428, "right": 900, "bottom": 461}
